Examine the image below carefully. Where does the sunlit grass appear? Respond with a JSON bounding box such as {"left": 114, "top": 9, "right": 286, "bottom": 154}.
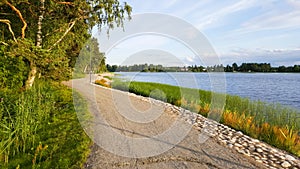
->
{"left": 95, "top": 79, "right": 111, "bottom": 88}
{"left": 111, "top": 79, "right": 300, "bottom": 156}
{"left": 103, "top": 76, "right": 113, "bottom": 80}
{"left": 0, "top": 80, "right": 91, "bottom": 168}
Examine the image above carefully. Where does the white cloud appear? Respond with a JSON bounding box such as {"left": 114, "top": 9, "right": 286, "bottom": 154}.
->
{"left": 185, "top": 55, "right": 195, "bottom": 63}
{"left": 161, "top": 0, "right": 179, "bottom": 8}
{"left": 121, "top": 49, "right": 185, "bottom": 66}
{"left": 287, "top": 0, "right": 300, "bottom": 9}
{"left": 225, "top": 0, "right": 300, "bottom": 36}
{"left": 174, "top": 1, "right": 213, "bottom": 17}
{"left": 241, "top": 11, "right": 300, "bottom": 31}
{"left": 195, "top": 0, "right": 258, "bottom": 30}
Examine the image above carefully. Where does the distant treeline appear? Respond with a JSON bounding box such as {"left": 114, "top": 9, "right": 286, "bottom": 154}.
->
{"left": 224, "top": 63, "right": 300, "bottom": 72}
{"left": 106, "top": 63, "right": 300, "bottom": 73}
{"left": 106, "top": 64, "right": 188, "bottom": 72}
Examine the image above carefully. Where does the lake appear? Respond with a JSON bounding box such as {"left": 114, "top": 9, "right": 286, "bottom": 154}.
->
{"left": 116, "top": 72, "right": 300, "bottom": 110}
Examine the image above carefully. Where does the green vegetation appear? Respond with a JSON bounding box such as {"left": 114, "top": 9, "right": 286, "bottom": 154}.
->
{"left": 1, "top": 0, "right": 132, "bottom": 168}
{"left": 0, "top": 80, "right": 91, "bottom": 168}
{"left": 74, "top": 38, "right": 107, "bottom": 75}
{"left": 107, "top": 63, "right": 189, "bottom": 72}
{"left": 0, "top": 0, "right": 132, "bottom": 90}
{"left": 111, "top": 80, "right": 300, "bottom": 156}
{"left": 95, "top": 79, "right": 111, "bottom": 88}
{"left": 103, "top": 76, "right": 113, "bottom": 80}
{"left": 72, "top": 72, "right": 86, "bottom": 80}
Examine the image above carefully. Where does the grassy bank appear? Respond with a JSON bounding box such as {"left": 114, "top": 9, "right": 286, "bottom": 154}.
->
{"left": 0, "top": 80, "right": 91, "bottom": 168}
{"left": 111, "top": 80, "right": 300, "bottom": 157}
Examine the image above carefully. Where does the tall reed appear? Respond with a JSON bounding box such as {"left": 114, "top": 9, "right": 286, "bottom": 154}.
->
{"left": 0, "top": 82, "right": 51, "bottom": 164}
{"left": 1, "top": 80, "right": 91, "bottom": 168}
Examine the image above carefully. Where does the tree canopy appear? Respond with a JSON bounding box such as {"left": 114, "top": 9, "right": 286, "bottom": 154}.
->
{"left": 0, "top": 0, "right": 131, "bottom": 89}
{"left": 75, "top": 37, "right": 106, "bottom": 74}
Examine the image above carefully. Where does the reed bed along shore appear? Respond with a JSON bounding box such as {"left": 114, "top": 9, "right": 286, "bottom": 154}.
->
{"left": 109, "top": 79, "right": 300, "bottom": 157}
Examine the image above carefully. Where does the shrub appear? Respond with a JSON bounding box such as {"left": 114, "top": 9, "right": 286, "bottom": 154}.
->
{"left": 95, "top": 79, "right": 111, "bottom": 88}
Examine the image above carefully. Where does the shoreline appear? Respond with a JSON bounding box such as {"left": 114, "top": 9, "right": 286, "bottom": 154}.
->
{"left": 91, "top": 81, "right": 300, "bottom": 168}
{"left": 96, "top": 73, "right": 300, "bottom": 156}
{"left": 110, "top": 72, "right": 300, "bottom": 110}
{"left": 109, "top": 71, "right": 300, "bottom": 74}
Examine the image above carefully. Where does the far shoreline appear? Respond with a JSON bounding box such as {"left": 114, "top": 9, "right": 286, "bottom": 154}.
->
{"left": 112, "top": 71, "right": 300, "bottom": 74}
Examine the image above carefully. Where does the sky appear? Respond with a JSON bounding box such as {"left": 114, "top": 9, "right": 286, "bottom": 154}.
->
{"left": 93, "top": 0, "right": 300, "bottom": 67}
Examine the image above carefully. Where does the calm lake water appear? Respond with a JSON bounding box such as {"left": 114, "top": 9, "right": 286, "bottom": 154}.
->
{"left": 116, "top": 72, "right": 300, "bottom": 110}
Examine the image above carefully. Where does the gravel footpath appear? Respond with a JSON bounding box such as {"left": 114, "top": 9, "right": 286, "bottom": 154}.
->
{"left": 65, "top": 76, "right": 299, "bottom": 169}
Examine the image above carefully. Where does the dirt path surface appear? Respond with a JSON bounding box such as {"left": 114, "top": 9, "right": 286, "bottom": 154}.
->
{"left": 65, "top": 76, "right": 266, "bottom": 169}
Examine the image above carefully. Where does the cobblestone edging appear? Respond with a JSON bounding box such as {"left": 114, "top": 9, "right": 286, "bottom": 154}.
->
{"left": 168, "top": 103, "right": 300, "bottom": 169}
{"left": 133, "top": 93, "right": 300, "bottom": 169}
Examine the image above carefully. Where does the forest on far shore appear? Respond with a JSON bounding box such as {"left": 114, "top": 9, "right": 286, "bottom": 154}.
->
{"left": 106, "top": 63, "right": 300, "bottom": 73}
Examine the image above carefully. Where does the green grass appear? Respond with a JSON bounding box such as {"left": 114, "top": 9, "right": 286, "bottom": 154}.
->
{"left": 103, "top": 76, "right": 113, "bottom": 80}
{"left": 0, "top": 80, "right": 91, "bottom": 168}
{"left": 111, "top": 79, "right": 300, "bottom": 156}
{"left": 72, "top": 72, "right": 86, "bottom": 79}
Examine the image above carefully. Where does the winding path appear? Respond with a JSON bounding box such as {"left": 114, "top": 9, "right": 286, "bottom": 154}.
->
{"left": 65, "top": 76, "right": 266, "bottom": 169}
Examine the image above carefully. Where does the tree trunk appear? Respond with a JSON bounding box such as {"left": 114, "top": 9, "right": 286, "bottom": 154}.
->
{"left": 24, "top": 0, "right": 44, "bottom": 89}
{"left": 25, "top": 63, "right": 37, "bottom": 89}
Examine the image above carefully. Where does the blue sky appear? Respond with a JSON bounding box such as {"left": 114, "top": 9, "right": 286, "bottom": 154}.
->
{"left": 94, "top": 0, "right": 300, "bottom": 66}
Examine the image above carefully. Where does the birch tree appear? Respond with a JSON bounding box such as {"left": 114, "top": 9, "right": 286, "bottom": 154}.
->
{"left": 0, "top": 0, "right": 132, "bottom": 89}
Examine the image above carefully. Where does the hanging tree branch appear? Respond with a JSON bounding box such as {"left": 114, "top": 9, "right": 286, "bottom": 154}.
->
{"left": 56, "top": 1, "right": 74, "bottom": 6}
{"left": 0, "top": 19, "right": 17, "bottom": 42}
{"left": 4, "top": 0, "right": 27, "bottom": 39}
{"left": 48, "top": 19, "right": 77, "bottom": 51}
{"left": 0, "top": 41, "right": 9, "bottom": 46}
